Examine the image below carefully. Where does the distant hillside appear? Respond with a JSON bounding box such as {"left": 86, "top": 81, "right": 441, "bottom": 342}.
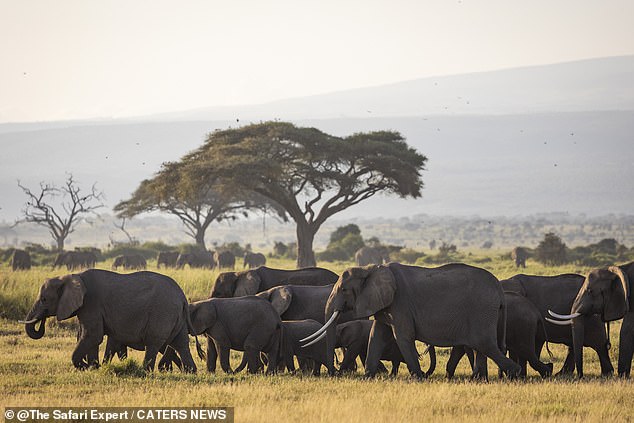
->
{"left": 145, "top": 55, "right": 634, "bottom": 121}
{"left": 0, "top": 111, "right": 632, "bottom": 221}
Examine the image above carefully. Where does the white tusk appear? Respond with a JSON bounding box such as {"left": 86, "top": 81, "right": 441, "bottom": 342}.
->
{"left": 299, "top": 310, "right": 339, "bottom": 342}
{"left": 18, "top": 318, "right": 39, "bottom": 324}
{"left": 545, "top": 317, "right": 573, "bottom": 326}
{"left": 548, "top": 310, "right": 581, "bottom": 320}
{"left": 302, "top": 330, "right": 327, "bottom": 347}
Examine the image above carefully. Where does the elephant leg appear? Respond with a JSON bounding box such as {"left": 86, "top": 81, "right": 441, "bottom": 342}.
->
{"left": 446, "top": 346, "right": 466, "bottom": 379}
{"left": 339, "top": 346, "right": 360, "bottom": 374}
{"left": 392, "top": 332, "right": 424, "bottom": 380}
{"left": 103, "top": 336, "right": 120, "bottom": 364}
{"left": 471, "top": 338, "right": 520, "bottom": 379}
{"left": 425, "top": 345, "right": 436, "bottom": 377}
{"left": 234, "top": 353, "right": 249, "bottom": 373}
{"left": 169, "top": 329, "right": 194, "bottom": 373}
{"left": 618, "top": 315, "right": 634, "bottom": 377}
{"left": 312, "top": 360, "right": 321, "bottom": 376}
{"left": 87, "top": 345, "right": 100, "bottom": 369}
{"left": 143, "top": 345, "right": 160, "bottom": 372}
{"left": 72, "top": 330, "right": 103, "bottom": 370}
{"left": 217, "top": 346, "right": 232, "bottom": 374}
{"left": 555, "top": 346, "right": 575, "bottom": 376}
{"left": 364, "top": 321, "right": 392, "bottom": 378}
{"left": 245, "top": 349, "right": 261, "bottom": 374}
{"left": 472, "top": 350, "right": 488, "bottom": 381}
{"left": 390, "top": 360, "right": 400, "bottom": 376}
{"left": 206, "top": 337, "right": 217, "bottom": 373}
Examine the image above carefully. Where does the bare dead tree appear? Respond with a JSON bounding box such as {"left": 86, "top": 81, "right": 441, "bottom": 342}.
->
{"left": 113, "top": 217, "right": 137, "bottom": 245}
{"left": 16, "top": 174, "right": 104, "bottom": 251}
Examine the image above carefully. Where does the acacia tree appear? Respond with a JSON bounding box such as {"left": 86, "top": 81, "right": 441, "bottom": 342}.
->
{"left": 114, "top": 159, "right": 281, "bottom": 249}
{"left": 16, "top": 174, "right": 104, "bottom": 251}
{"left": 189, "top": 122, "right": 427, "bottom": 267}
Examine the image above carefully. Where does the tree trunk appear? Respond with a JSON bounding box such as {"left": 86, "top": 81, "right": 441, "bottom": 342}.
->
{"left": 194, "top": 229, "right": 206, "bottom": 250}
{"left": 56, "top": 236, "right": 65, "bottom": 252}
{"left": 296, "top": 223, "right": 316, "bottom": 268}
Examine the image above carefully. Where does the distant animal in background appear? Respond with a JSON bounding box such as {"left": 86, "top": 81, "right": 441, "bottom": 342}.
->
{"left": 354, "top": 246, "right": 389, "bottom": 266}
{"left": 176, "top": 251, "right": 215, "bottom": 269}
{"left": 53, "top": 251, "right": 97, "bottom": 270}
{"left": 11, "top": 249, "right": 32, "bottom": 271}
{"left": 214, "top": 251, "right": 236, "bottom": 269}
{"left": 157, "top": 251, "right": 179, "bottom": 269}
{"left": 243, "top": 252, "right": 266, "bottom": 269}
{"left": 112, "top": 254, "right": 147, "bottom": 270}
{"left": 511, "top": 247, "right": 528, "bottom": 268}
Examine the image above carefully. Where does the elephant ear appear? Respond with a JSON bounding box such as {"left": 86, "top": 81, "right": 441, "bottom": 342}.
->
{"left": 234, "top": 271, "right": 261, "bottom": 296}
{"left": 57, "top": 274, "right": 86, "bottom": 321}
{"left": 269, "top": 286, "right": 292, "bottom": 316}
{"left": 604, "top": 266, "right": 630, "bottom": 321}
{"left": 189, "top": 301, "right": 216, "bottom": 335}
{"left": 354, "top": 265, "right": 396, "bottom": 318}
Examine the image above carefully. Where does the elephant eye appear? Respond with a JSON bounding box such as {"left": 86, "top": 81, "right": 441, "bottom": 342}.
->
{"left": 40, "top": 297, "right": 47, "bottom": 303}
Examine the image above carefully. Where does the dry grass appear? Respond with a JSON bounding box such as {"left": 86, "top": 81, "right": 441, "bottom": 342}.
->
{"left": 1, "top": 258, "right": 633, "bottom": 422}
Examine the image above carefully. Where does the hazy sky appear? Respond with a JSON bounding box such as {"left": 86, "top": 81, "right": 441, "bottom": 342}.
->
{"left": 1, "top": 0, "right": 633, "bottom": 123}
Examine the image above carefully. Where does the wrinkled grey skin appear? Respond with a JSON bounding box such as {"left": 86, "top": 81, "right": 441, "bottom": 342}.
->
{"left": 189, "top": 296, "right": 282, "bottom": 374}
{"left": 112, "top": 254, "right": 147, "bottom": 270}
{"left": 243, "top": 252, "right": 266, "bottom": 269}
{"left": 561, "top": 262, "right": 634, "bottom": 377}
{"left": 176, "top": 251, "right": 215, "bottom": 269}
{"left": 322, "top": 263, "right": 521, "bottom": 380}
{"left": 446, "top": 291, "right": 553, "bottom": 378}
{"left": 511, "top": 247, "right": 528, "bottom": 268}
{"left": 211, "top": 266, "right": 338, "bottom": 298}
{"left": 23, "top": 269, "right": 196, "bottom": 372}
{"left": 53, "top": 251, "right": 97, "bottom": 270}
{"left": 214, "top": 251, "right": 236, "bottom": 269}
{"left": 11, "top": 249, "right": 32, "bottom": 271}
{"left": 157, "top": 251, "right": 179, "bottom": 269}
{"left": 354, "top": 246, "right": 389, "bottom": 266}
{"left": 336, "top": 320, "right": 412, "bottom": 376}
{"left": 502, "top": 273, "right": 613, "bottom": 376}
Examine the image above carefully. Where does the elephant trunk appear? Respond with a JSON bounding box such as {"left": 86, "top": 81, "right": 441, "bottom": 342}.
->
{"left": 571, "top": 316, "right": 585, "bottom": 378}
{"left": 324, "top": 296, "right": 344, "bottom": 376}
{"left": 23, "top": 307, "right": 46, "bottom": 340}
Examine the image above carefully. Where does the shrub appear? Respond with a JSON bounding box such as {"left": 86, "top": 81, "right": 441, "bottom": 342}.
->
{"left": 390, "top": 248, "right": 425, "bottom": 264}
{"left": 535, "top": 232, "right": 568, "bottom": 265}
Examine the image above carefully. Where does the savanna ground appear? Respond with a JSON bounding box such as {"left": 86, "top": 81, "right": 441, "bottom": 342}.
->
{"left": 1, "top": 254, "right": 633, "bottom": 422}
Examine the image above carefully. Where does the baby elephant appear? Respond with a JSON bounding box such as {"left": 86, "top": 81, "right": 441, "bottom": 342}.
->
{"left": 282, "top": 319, "right": 328, "bottom": 376}
{"left": 189, "top": 296, "right": 282, "bottom": 374}
{"left": 336, "top": 320, "right": 404, "bottom": 376}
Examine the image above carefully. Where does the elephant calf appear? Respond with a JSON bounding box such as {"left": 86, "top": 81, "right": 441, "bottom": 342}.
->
{"left": 112, "top": 254, "right": 147, "bottom": 270}
{"left": 189, "top": 296, "right": 282, "bottom": 374}
{"left": 336, "top": 320, "right": 405, "bottom": 376}
{"left": 282, "top": 319, "right": 328, "bottom": 376}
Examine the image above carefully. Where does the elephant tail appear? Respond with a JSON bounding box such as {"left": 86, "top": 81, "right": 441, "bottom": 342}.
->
{"left": 497, "top": 296, "right": 508, "bottom": 355}
{"left": 195, "top": 335, "right": 207, "bottom": 361}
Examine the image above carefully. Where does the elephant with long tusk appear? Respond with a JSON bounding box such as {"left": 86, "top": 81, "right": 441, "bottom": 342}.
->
{"left": 303, "top": 263, "right": 521, "bottom": 380}
{"left": 547, "top": 262, "right": 634, "bottom": 377}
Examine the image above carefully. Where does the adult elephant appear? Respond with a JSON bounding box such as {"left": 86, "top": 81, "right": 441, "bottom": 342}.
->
{"left": 547, "top": 262, "right": 634, "bottom": 377}
{"left": 53, "top": 251, "right": 97, "bottom": 270}
{"left": 211, "top": 266, "right": 338, "bottom": 298}
{"left": 511, "top": 247, "right": 528, "bottom": 268}
{"left": 243, "top": 252, "right": 266, "bottom": 269}
{"left": 157, "top": 251, "right": 179, "bottom": 269}
{"left": 11, "top": 249, "right": 32, "bottom": 271}
{"left": 176, "top": 251, "right": 215, "bottom": 269}
{"left": 20, "top": 269, "right": 197, "bottom": 372}
{"left": 303, "top": 263, "right": 520, "bottom": 379}
{"left": 503, "top": 273, "right": 613, "bottom": 376}
{"left": 214, "top": 251, "right": 236, "bottom": 269}
{"left": 112, "top": 254, "right": 147, "bottom": 270}
{"left": 354, "top": 246, "right": 389, "bottom": 266}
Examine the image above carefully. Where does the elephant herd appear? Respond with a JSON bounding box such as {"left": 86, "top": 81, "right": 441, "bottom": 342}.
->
{"left": 8, "top": 249, "right": 267, "bottom": 272}
{"left": 19, "top": 259, "right": 634, "bottom": 381}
